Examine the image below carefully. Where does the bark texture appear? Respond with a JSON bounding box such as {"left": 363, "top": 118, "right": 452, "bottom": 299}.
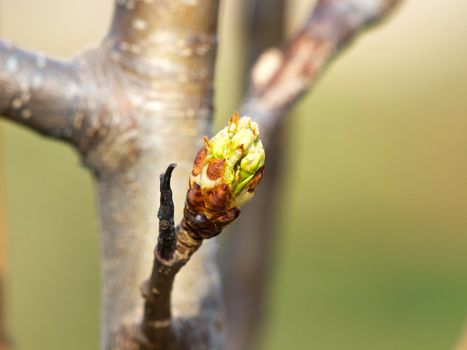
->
{"left": 96, "top": 2, "right": 222, "bottom": 348}
{"left": 2, "top": 1, "right": 222, "bottom": 349}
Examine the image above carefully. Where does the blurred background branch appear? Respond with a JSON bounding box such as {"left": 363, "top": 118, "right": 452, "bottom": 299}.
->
{"left": 225, "top": 1, "right": 402, "bottom": 349}
{"left": 242, "top": 0, "right": 403, "bottom": 141}
{"left": 223, "top": 1, "right": 286, "bottom": 350}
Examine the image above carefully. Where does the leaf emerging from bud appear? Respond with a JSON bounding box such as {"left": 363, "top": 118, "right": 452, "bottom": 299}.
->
{"left": 184, "top": 113, "right": 265, "bottom": 239}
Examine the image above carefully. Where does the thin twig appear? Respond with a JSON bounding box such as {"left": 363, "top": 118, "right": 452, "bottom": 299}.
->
{"left": 141, "top": 164, "right": 183, "bottom": 349}
{"left": 157, "top": 164, "right": 177, "bottom": 261}
{"left": 140, "top": 138, "right": 264, "bottom": 348}
{"left": 140, "top": 164, "right": 205, "bottom": 350}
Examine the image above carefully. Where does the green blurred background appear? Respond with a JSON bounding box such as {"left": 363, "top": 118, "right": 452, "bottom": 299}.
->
{"left": 1, "top": 0, "right": 467, "bottom": 349}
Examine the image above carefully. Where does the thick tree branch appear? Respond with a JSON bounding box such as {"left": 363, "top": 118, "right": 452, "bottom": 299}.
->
{"left": 0, "top": 41, "right": 95, "bottom": 143}
{"left": 243, "top": 0, "right": 402, "bottom": 143}
{"left": 105, "top": 0, "right": 218, "bottom": 86}
{"left": 223, "top": 0, "right": 286, "bottom": 349}
{"left": 224, "top": 1, "right": 403, "bottom": 349}
{"left": 97, "top": 1, "right": 222, "bottom": 349}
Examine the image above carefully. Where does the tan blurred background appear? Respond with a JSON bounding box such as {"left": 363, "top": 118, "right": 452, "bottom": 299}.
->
{"left": 1, "top": 0, "right": 467, "bottom": 349}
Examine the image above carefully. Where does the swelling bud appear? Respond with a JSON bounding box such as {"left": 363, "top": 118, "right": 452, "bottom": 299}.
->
{"left": 183, "top": 113, "right": 265, "bottom": 239}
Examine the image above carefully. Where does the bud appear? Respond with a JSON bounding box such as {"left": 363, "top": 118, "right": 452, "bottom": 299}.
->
{"left": 183, "top": 112, "right": 265, "bottom": 239}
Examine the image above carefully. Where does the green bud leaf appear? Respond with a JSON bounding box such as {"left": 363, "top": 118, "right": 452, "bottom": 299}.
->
{"left": 188, "top": 112, "right": 266, "bottom": 220}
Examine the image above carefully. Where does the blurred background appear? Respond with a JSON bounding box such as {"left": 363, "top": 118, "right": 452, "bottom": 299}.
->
{"left": 1, "top": 0, "right": 467, "bottom": 349}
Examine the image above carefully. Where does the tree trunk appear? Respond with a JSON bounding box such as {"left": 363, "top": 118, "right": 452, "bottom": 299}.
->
{"left": 90, "top": 2, "right": 223, "bottom": 347}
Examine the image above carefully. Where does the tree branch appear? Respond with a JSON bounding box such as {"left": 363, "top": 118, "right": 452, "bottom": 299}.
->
{"left": 139, "top": 164, "right": 201, "bottom": 350}
{"left": 243, "top": 0, "right": 403, "bottom": 143}
{"left": 97, "top": 2, "right": 223, "bottom": 349}
{"left": 138, "top": 161, "right": 231, "bottom": 350}
{"left": 156, "top": 164, "right": 177, "bottom": 261}
{"left": 0, "top": 41, "right": 94, "bottom": 143}
{"left": 105, "top": 0, "right": 219, "bottom": 85}
{"left": 137, "top": 112, "right": 265, "bottom": 349}
{"left": 223, "top": 0, "right": 286, "bottom": 349}
{"left": 225, "top": 1, "right": 403, "bottom": 349}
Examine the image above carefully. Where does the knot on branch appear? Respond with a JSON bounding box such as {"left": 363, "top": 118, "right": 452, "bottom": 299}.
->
{"left": 77, "top": 48, "right": 143, "bottom": 175}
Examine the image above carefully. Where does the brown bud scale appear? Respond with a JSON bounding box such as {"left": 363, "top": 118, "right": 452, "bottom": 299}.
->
{"left": 206, "top": 158, "right": 225, "bottom": 180}
{"left": 192, "top": 147, "right": 207, "bottom": 176}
